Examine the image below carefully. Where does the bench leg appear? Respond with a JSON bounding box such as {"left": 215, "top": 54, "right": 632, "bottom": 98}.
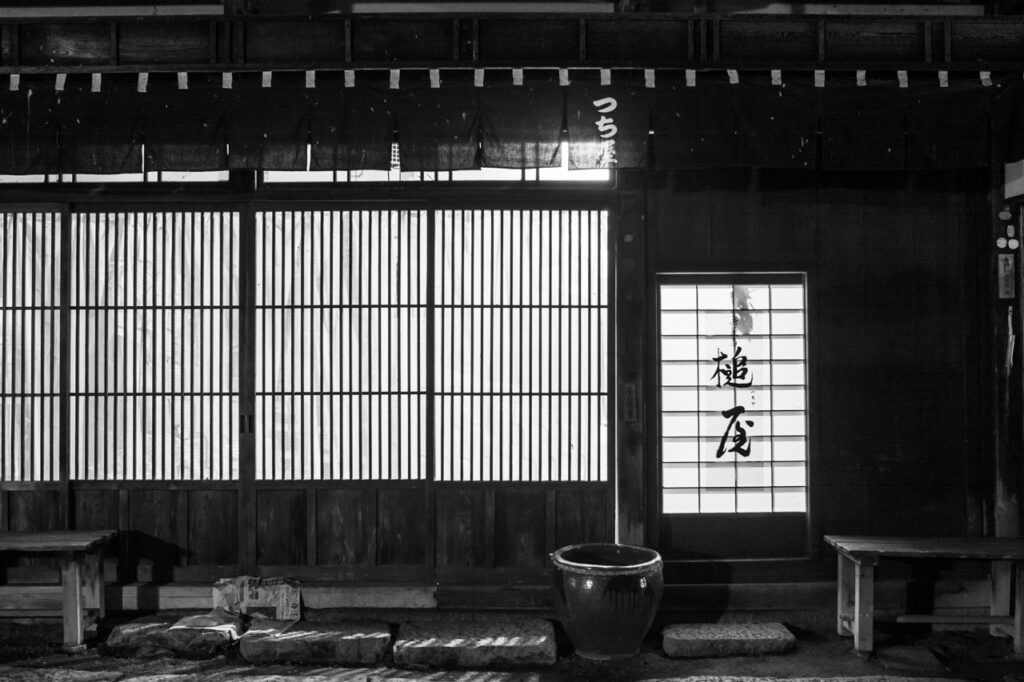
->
{"left": 837, "top": 553, "right": 855, "bottom": 636}
{"left": 991, "top": 560, "right": 1012, "bottom": 638}
{"left": 59, "top": 552, "right": 86, "bottom": 652}
{"left": 853, "top": 559, "right": 875, "bottom": 654}
{"left": 1014, "top": 563, "right": 1024, "bottom": 658}
{"left": 82, "top": 549, "right": 105, "bottom": 621}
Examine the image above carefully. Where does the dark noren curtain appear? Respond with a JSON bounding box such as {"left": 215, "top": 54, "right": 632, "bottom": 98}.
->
{"left": 58, "top": 74, "right": 143, "bottom": 174}
{"left": 392, "top": 73, "right": 480, "bottom": 172}
{"left": 480, "top": 74, "right": 563, "bottom": 169}
{"left": 906, "top": 85, "right": 989, "bottom": 169}
{"left": 733, "top": 82, "right": 818, "bottom": 170}
{"left": 144, "top": 73, "right": 227, "bottom": 172}
{"left": 653, "top": 78, "right": 740, "bottom": 169}
{"left": 310, "top": 74, "right": 394, "bottom": 172}
{"left": 820, "top": 83, "right": 906, "bottom": 171}
{"left": 566, "top": 79, "right": 650, "bottom": 170}
{"left": 0, "top": 79, "right": 59, "bottom": 175}
{"left": 228, "top": 72, "right": 309, "bottom": 171}
{"left": 0, "top": 70, "right": 1014, "bottom": 175}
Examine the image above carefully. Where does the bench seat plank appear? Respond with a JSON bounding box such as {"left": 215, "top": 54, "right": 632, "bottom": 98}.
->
{"left": 0, "top": 530, "right": 117, "bottom": 553}
{"left": 826, "top": 535, "right": 1024, "bottom": 561}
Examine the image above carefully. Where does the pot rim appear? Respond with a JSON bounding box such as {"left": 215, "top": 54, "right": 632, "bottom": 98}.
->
{"left": 551, "top": 542, "right": 662, "bottom": 573}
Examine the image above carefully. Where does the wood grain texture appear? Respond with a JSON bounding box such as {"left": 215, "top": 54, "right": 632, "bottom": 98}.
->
{"left": 127, "top": 489, "right": 184, "bottom": 574}
{"left": 554, "top": 488, "right": 607, "bottom": 549}
{"left": 118, "top": 21, "right": 210, "bottom": 65}
{"left": 188, "top": 489, "right": 238, "bottom": 566}
{"left": 377, "top": 488, "right": 426, "bottom": 566}
{"left": 19, "top": 23, "right": 110, "bottom": 66}
{"left": 73, "top": 489, "right": 118, "bottom": 531}
{"left": 350, "top": 18, "right": 454, "bottom": 63}
{"left": 256, "top": 489, "right": 306, "bottom": 566}
{"left": 316, "top": 489, "right": 369, "bottom": 566}
{"left": 494, "top": 490, "right": 547, "bottom": 567}
{"left": 8, "top": 490, "right": 61, "bottom": 532}
{"left": 435, "top": 489, "right": 485, "bottom": 567}
{"left": 0, "top": 529, "right": 115, "bottom": 552}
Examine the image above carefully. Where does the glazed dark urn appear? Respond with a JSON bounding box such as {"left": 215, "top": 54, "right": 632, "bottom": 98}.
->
{"left": 550, "top": 542, "right": 664, "bottom": 659}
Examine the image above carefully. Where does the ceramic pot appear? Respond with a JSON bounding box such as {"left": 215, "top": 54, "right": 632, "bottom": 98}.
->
{"left": 550, "top": 542, "right": 664, "bottom": 659}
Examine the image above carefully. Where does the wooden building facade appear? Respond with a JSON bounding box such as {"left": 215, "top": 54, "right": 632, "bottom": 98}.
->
{"left": 0, "top": 6, "right": 1020, "bottom": 611}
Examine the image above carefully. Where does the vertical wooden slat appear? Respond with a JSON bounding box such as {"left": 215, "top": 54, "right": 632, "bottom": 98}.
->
{"left": 1, "top": 214, "right": 8, "bottom": 482}
{"left": 59, "top": 207, "right": 70, "bottom": 525}
{"left": 238, "top": 198, "right": 257, "bottom": 574}
{"left": 425, "top": 208, "right": 437, "bottom": 573}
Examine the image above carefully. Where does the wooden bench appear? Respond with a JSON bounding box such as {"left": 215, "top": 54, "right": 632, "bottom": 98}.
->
{"left": 0, "top": 530, "right": 116, "bottom": 652}
{"left": 825, "top": 535, "right": 1024, "bottom": 657}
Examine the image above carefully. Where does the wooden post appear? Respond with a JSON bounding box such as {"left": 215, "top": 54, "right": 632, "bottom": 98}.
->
{"left": 237, "top": 183, "right": 257, "bottom": 575}
{"left": 993, "top": 158, "right": 1021, "bottom": 539}
{"left": 616, "top": 189, "right": 645, "bottom": 546}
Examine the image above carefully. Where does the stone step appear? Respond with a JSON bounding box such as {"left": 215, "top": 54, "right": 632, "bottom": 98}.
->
{"left": 239, "top": 619, "right": 391, "bottom": 665}
{"left": 662, "top": 622, "right": 797, "bottom": 658}
{"left": 392, "top": 616, "right": 556, "bottom": 669}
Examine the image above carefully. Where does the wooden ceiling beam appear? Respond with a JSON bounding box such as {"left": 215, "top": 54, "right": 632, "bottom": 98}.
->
{"left": 2, "top": 13, "right": 1024, "bottom": 72}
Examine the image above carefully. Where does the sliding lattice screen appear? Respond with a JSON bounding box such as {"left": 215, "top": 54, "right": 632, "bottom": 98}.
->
{"left": 255, "top": 210, "right": 428, "bottom": 480}
{"left": 0, "top": 211, "right": 61, "bottom": 482}
{"left": 69, "top": 211, "right": 241, "bottom": 480}
{"left": 434, "top": 210, "right": 609, "bottom": 481}
{"left": 256, "top": 208, "right": 609, "bottom": 482}
{"left": 2, "top": 205, "right": 608, "bottom": 485}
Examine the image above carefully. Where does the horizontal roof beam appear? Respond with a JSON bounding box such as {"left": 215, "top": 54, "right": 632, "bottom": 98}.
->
{"left": 2, "top": 13, "right": 1024, "bottom": 72}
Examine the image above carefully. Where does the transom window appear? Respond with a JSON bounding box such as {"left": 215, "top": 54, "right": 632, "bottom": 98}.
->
{"left": 658, "top": 274, "right": 808, "bottom": 514}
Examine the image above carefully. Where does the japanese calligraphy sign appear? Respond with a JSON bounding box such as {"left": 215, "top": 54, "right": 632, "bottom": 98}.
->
{"left": 566, "top": 82, "right": 650, "bottom": 170}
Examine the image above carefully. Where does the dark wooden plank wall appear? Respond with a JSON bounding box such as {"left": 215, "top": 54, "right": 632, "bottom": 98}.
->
{"left": 1, "top": 483, "right": 609, "bottom": 584}
{"left": 646, "top": 168, "right": 992, "bottom": 556}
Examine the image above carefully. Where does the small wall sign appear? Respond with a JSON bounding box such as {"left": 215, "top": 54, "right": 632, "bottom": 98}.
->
{"left": 998, "top": 254, "right": 1016, "bottom": 299}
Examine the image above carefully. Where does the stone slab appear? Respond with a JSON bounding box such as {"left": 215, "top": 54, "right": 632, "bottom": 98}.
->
{"left": 392, "top": 617, "right": 556, "bottom": 669}
{"left": 663, "top": 623, "right": 796, "bottom": 658}
{"left": 239, "top": 620, "right": 391, "bottom": 665}
{"left": 104, "top": 613, "right": 242, "bottom": 659}
{"left": 103, "top": 615, "right": 179, "bottom": 658}
{"left": 650, "top": 678, "right": 969, "bottom": 682}
{"left": 647, "top": 675, "right": 966, "bottom": 679}
{"left": 368, "top": 673, "right": 541, "bottom": 682}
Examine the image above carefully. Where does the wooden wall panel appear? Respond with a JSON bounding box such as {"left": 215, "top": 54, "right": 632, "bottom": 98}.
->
{"left": 377, "top": 488, "right": 426, "bottom": 566}
{"left": 317, "top": 489, "right": 371, "bottom": 566}
{"left": 127, "top": 490, "right": 185, "bottom": 575}
{"left": 256, "top": 490, "right": 306, "bottom": 566}
{"left": 494, "top": 490, "right": 547, "bottom": 567}
{"left": 73, "top": 489, "right": 117, "bottom": 530}
{"left": 435, "top": 489, "right": 486, "bottom": 567}
{"left": 648, "top": 169, "right": 990, "bottom": 554}
{"left": 8, "top": 491, "right": 60, "bottom": 532}
{"left": 188, "top": 490, "right": 238, "bottom": 566}
{"left": 555, "top": 489, "right": 607, "bottom": 549}
{"left": 6, "top": 490, "right": 61, "bottom": 574}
